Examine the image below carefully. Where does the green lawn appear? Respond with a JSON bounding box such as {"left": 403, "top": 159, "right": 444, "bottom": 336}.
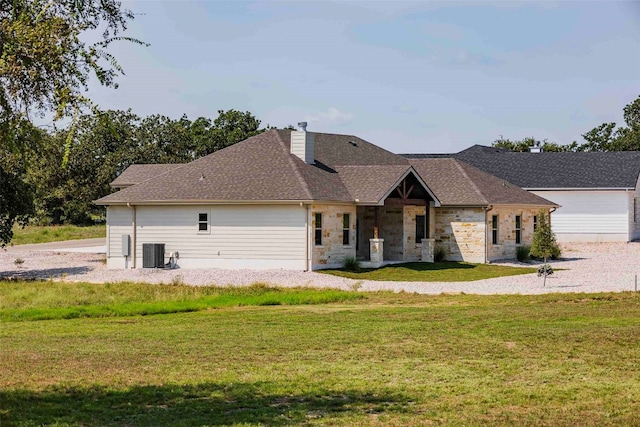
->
{"left": 0, "top": 281, "right": 361, "bottom": 321}
{"left": 321, "top": 261, "right": 537, "bottom": 281}
{"left": 10, "top": 224, "right": 106, "bottom": 245}
{"left": 2, "top": 281, "right": 640, "bottom": 426}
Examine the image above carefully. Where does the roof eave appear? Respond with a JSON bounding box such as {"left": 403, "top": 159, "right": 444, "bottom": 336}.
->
{"left": 95, "top": 199, "right": 362, "bottom": 206}
{"left": 377, "top": 167, "right": 442, "bottom": 207}
{"left": 525, "top": 187, "right": 634, "bottom": 191}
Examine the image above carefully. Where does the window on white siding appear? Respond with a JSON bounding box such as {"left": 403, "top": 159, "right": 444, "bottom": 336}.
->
{"left": 342, "top": 213, "right": 350, "bottom": 245}
{"left": 492, "top": 215, "right": 499, "bottom": 245}
{"left": 635, "top": 199, "right": 639, "bottom": 223}
{"left": 515, "top": 215, "right": 522, "bottom": 245}
{"left": 314, "top": 213, "right": 322, "bottom": 246}
{"left": 198, "top": 212, "right": 210, "bottom": 233}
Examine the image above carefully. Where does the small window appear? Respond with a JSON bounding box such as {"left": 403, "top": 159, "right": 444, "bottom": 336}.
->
{"left": 635, "top": 199, "right": 639, "bottom": 223}
{"left": 343, "top": 213, "right": 350, "bottom": 245}
{"left": 492, "top": 215, "right": 499, "bottom": 245}
{"left": 198, "top": 212, "right": 209, "bottom": 233}
{"left": 314, "top": 213, "right": 322, "bottom": 246}
{"left": 515, "top": 215, "right": 522, "bottom": 245}
{"left": 416, "top": 215, "right": 427, "bottom": 243}
{"left": 533, "top": 215, "right": 538, "bottom": 231}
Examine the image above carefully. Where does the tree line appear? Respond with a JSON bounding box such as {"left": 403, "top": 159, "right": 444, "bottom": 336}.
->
{"left": 493, "top": 95, "right": 640, "bottom": 152}
{"left": 5, "top": 109, "right": 270, "bottom": 227}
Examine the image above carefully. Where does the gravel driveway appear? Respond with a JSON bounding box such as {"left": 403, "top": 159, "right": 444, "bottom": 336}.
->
{"left": 1, "top": 241, "right": 639, "bottom": 295}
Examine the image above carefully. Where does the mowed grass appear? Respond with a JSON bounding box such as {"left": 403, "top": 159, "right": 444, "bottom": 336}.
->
{"left": 0, "top": 281, "right": 361, "bottom": 321}
{"left": 10, "top": 224, "right": 106, "bottom": 245}
{"left": 321, "top": 261, "right": 537, "bottom": 281}
{"left": 1, "top": 283, "right": 640, "bottom": 426}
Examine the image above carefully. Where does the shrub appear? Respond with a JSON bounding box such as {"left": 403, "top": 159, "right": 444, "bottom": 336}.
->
{"left": 343, "top": 256, "right": 361, "bottom": 272}
{"left": 434, "top": 245, "right": 446, "bottom": 262}
{"left": 537, "top": 264, "right": 554, "bottom": 277}
{"left": 530, "top": 210, "right": 561, "bottom": 263}
{"left": 516, "top": 245, "right": 530, "bottom": 262}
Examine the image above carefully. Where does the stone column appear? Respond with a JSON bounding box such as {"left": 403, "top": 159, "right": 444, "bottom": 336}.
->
{"left": 421, "top": 238, "right": 435, "bottom": 263}
{"left": 369, "top": 238, "right": 384, "bottom": 267}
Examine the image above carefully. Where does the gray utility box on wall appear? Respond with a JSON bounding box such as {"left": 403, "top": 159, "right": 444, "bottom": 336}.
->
{"left": 142, "top": 243, "right": 165, "bottom": 268}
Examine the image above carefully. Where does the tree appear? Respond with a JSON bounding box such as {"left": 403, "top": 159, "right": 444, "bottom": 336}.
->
{"left": 24, "top": 109, "right": 268, "bottom": 225}
{"left": 0, "top": 0, "right": 143, "bottom": 245}
{"left": 529, "top": 210, "right": 560, "bottom": 287}
{"left": 492, "top": 96, "right": 640, "bottom": 153}
{"left": 492, "top": 136, "right": 578, "bottom": 153}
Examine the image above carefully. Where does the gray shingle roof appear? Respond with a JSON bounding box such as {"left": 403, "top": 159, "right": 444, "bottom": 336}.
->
{"left": 334, "top": 165, "right": 418, "bottom": 204}
{"left": 96, "top": 129, "right": 408, "bottom": 205}
{"left": 405, "top": 145, "right": 640, "bottom": 189}
{"left": 409, "top": 158, "right": 557, "bottom": 207}
{"left": 97, "top": 132, "right": 555, "bottom": 207}
{"left": 110, "top": 164, "right": 183, "bottom": 188}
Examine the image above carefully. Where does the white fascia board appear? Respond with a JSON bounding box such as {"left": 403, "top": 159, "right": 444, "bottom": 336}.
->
{"left": 524, "top": 187, "right": 633, "bottom": 191}
{"left": 98, "top": 199, "right": 319, "bottom": 206}
{"left": 378, "top": 167, "right": 442, "bottom": 207}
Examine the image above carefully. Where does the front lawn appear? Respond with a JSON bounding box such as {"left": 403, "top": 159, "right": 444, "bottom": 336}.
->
{"left": 10, "top": 224, "right": 106, "bottom": 245}
{"left": 321, "top": 261, "right": 537, "bottom": 281}
{"left": 1, "top": 282, "right": 640, "bottom": 426}
{"left": 0, "top": 281, "right": 361, "bottom": 321}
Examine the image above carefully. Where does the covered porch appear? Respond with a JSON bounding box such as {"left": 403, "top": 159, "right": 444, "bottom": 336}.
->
{"left": 355, "top": 171, "right": 438, "bottom": 267}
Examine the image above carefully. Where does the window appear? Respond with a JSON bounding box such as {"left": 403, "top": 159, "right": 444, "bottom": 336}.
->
{"left": 198, "top": 212, "right": 209, "bottom": 233}
{"left": 416, "top": 215, "right": 427, "bottom": 243}
{"left": 533, "top": 215, "right": 538, "bottom": 232}
{"left": 343, "top": 213, "right": 350, "bottom": 245}
{"left": 314, "top": 213, "right": 322, "bottom": 246}
{"left": 635, "top": 199, "right": 639, "bottom": 223}
{"left": 491, "top": 215, "right": 499, "bottom": 245}
{"left": 515, "top": 215, "right": 522, "bottom": 244}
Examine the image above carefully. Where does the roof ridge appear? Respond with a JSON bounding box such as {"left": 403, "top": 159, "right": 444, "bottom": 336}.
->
{"left": 274, "top": 130, "right": 313, "bottom": 200}
{"left": 453, "top": 159, "right": 489, "bottom": 205}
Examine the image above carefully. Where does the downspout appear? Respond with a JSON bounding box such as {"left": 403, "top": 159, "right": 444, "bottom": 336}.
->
{"left": 306, "top": 204, "right": 312, "bottom": 271}
{"left": 549, "top": 207, "right": 557, "bottom": 228}
{"left": 484, "top": 205, "right": 493, "bottom": 264}
{"left": 127, "top": 203, "right": 137, "bottom": 269}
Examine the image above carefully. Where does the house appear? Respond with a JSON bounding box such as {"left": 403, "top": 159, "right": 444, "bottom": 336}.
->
{"left": 405, "top": 145, "right": 640, "bottom": 242}
{"left": 96, "top": 127, "right": 556, "bottom": 270}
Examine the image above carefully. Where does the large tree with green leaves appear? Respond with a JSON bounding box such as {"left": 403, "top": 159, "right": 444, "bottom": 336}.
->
{"left": 26, "top": 109, "right": 267, "bottom": 225}
{"left": 0, "top": 0, "right": 143, "bottom": 245}
{"left": 493, "top": 95, "right": 640, "bottom": 153}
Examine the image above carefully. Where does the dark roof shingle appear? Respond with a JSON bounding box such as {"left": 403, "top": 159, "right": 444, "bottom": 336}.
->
{"left": 110, "top": 164, "right": 183, "bottom": 188}
{"left": 406, "top": 145, "right": 640, "bottom": 189}
{"left": 409, "top": 158, "right": 557, "bottom": 207}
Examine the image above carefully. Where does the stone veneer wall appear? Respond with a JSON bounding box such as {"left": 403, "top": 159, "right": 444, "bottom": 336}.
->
{"left": 311, "top": 204, "right": 357, "bottom": 268}
{"left": 487, "top": 207, "right": 541, "bottom": 261}
{"left": 433, "top": 207, "right": 486, "bottom": 263}
{"left": 356, "top": 206, "right": 404, "bottom": 261}
{"left": 380, "top": 207, "right": 403, "bottom": 260}
{"left": 403, "top": 205, "right": 427, "bottom": 261}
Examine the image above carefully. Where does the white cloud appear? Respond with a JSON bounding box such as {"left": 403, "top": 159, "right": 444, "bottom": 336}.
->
{"left": 305, "top": 107, "right": 355, "bottom": 126}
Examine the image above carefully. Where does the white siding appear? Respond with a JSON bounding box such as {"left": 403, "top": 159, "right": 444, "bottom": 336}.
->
{"left": 106, "top": 204, "right": 307, "bottom": 270}
{"left": 531, "top": 190, "right": 629, "bottom": 242}
{"left": 628, "top": 174, "right": 640, "bottom": 241}
{"left": 290, "top": 131, "right": 315, "bottom": 164}
{"left": 106, "top": 206, "right": 133, "bottom": 269}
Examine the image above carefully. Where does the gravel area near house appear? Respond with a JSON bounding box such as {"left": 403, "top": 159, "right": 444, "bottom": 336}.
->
{"left": 1, "top": 242, "right": 639, "bottom": 295}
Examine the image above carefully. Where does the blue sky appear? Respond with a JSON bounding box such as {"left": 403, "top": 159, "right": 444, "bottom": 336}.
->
{"left": 89, "top": 1, "right": 640, "bottom": 153}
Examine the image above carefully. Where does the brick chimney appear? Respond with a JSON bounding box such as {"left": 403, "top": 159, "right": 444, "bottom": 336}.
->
{"left": 291, "top": 121, "right": 315, "bottom": 164}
